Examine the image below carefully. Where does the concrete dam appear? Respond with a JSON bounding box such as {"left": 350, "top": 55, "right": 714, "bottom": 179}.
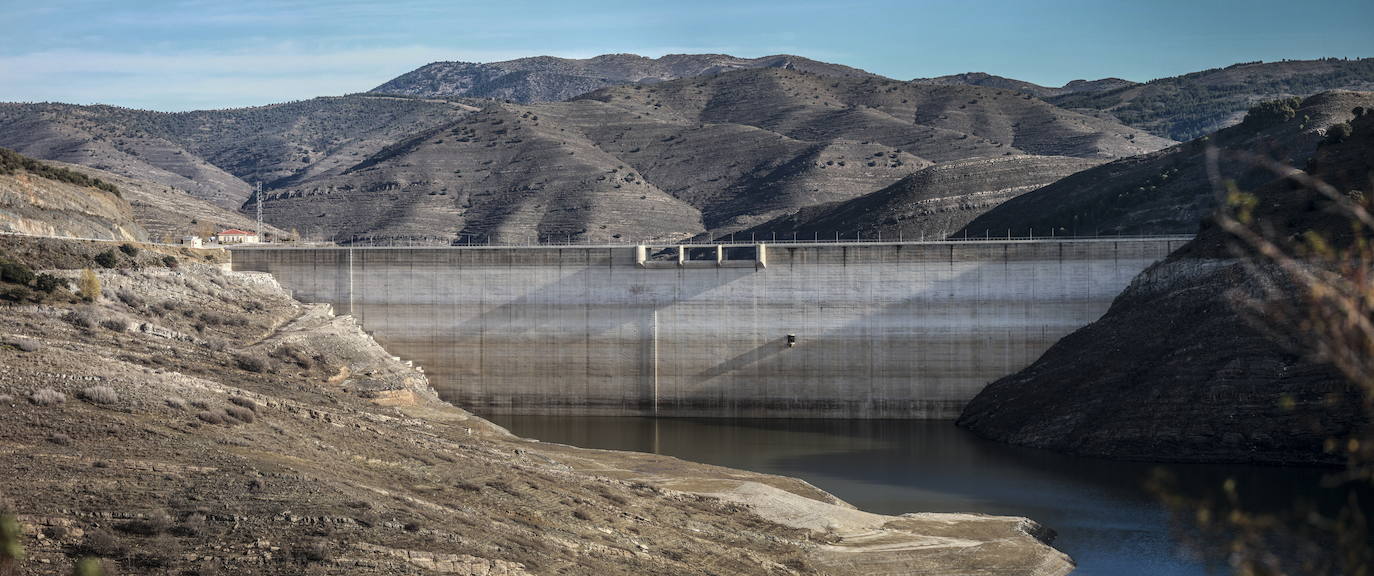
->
{"left": 231, "top": 238, "right": 1186, "bottom": 418}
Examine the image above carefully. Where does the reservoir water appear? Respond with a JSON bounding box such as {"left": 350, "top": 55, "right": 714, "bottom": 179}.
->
{"left": 487, "top": 415, "right": 1368, "bottom": 575}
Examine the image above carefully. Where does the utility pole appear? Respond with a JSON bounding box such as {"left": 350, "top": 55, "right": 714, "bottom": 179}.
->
{"left": 254, "top": 182, "right": 264, "bottom": 243}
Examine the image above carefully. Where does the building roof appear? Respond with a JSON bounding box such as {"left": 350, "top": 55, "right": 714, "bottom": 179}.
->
{"left": 218, "top": 229, "right": 255, "bottom": 235}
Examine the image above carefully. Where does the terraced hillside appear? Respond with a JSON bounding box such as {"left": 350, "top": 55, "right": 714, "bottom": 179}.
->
{"left": 0, "top": 95, "right": 475, "bottom": 209}
{"left": 261, "top": 68, "right": 1171, "bottom": 244}
{"left": 960, "top": 91, "right": 1374, "bottom": 237}
{"left": 739, "top": 155, "right": 1102, "bottom": 241}
{"left": 1048, "top": 58, "right": 1374, "bottom": 140}
{"left": 371, "top": 53, "right": 877, "bottom": 103}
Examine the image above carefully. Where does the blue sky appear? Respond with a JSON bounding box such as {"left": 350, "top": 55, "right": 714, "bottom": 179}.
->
{"left": 2, "top": 0, "right": 1372, "bottom": 111}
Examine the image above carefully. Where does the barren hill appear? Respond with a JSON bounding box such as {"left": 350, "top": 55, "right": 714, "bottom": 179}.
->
{"left": 738, "top": 155, "right": 1103, "bottom": 241}
{"left": 371, "top": 53, "right": 877, "bottom": 103}
{"left": 1048, "top": 58, "right": 1374, "bottom": 140}
{"left": 959, "top": 91, "right": 1374, "bottom": 237}
{"left": 0, "top": 95, "right": 475, "bottom": 209}
{"left": 914, "top": 72, "right": 1136, "bottom": 99}
{"left": 260, "top": 68, "right": 1170, "bottom": 244}
{"left": 956, "top": 105, "right": 1374, "bottom": 465}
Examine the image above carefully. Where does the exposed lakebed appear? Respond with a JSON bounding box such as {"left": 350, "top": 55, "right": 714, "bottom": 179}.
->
{"left": 487, "top": 415, "right": 1369, "bottom": 575}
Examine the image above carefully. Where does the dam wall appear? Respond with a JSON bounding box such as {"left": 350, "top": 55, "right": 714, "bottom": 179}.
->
{"left": 231, "top": 238, "right": 1186, "bottom": 418}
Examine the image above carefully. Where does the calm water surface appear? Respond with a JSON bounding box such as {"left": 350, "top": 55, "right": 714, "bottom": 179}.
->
{"left": 486, "top": 415, "right": 1365, "bottom": 575}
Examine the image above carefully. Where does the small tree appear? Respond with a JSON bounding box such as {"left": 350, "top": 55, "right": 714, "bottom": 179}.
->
{"left": 78, "top": 268, "right": 100, "bottom": 302}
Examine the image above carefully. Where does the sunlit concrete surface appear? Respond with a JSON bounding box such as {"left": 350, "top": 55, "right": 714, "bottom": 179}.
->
{"left": 232, "top": 238, "right": 1186, "bottom": 418}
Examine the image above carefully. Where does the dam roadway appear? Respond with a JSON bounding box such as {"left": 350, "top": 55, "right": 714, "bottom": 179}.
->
{"left": 231, "top": 237, "right": 1188, "bottom": 418}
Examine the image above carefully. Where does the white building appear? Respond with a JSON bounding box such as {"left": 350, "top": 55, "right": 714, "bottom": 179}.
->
{"left": 181, "top": 235, "right": 203, "bottom": 248}
{"left": 215, "top": 229, "right": 260, "bottom": 244}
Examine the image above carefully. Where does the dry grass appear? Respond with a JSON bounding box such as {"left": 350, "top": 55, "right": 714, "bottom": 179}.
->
{"left": 79, "top": 386, "right": 119, "bottom": 405}
{"left": 28, "top": 388, "right": 65, "bottom": 406}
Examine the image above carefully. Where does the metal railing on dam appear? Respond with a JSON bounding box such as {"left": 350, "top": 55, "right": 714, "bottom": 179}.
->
{"left": 231, "top": 237, "right": 1192, "bottom": 419}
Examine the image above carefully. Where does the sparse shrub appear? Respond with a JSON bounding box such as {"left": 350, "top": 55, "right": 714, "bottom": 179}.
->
{"left": 228, "top": 396, "right": 258, "bottom": 412}
{"left": 1325, "top": 122, "right": 1352, "bottom": 145}
{"left": 99, "top": 318, "right": 128, "bottom": 332}
{"left": 161, "top": 255, "right": 178, "bottom": 269}
{"left": 79, "top": 386, "right": 118, "bottom": 405}
{"left": 42, "top": 524, "right": 67, "bottom": 540}
{"left": 403, "top": 521, "right": 422, "bottom": 532}
{"left": 81, "top": 529, "right": 127, "bottom": 558}
{"left": 116, "top": 511, "right": 169, "bottom": 536}
{"left": 455, "top": 481, "right": 482, "bottom": 492}
{"left": 270, "top": 344, "right": 313, "bottom": 369}
{"left": 6, "top": 339, "right": 38, "bottom": 353}
{"left": 572, "top": 509, "right": 591, "bottom": 521}
{"left": 224, "top": 405, "right": 255, "bottom": 423}
{"left": 235, "top": 354, "right": 268, "bottom": 373}
{"left": 66, "top": 308, "right": 97, "bottom": 329}
{"left": 93, "top": 250, "right": 118, "bottom": 269}
{"left": 195, "top": 410, "right": 225, "bottom": 425}
{"left": 47, "top": 433, "right": 71, "bottom": 445}
{"left": 29, "top": 388, "right": 65, "bottom": 406}
{"left": 118, "top": 244, "right": 139, "bottom": 257}
{"left": 294, "top": 540, "right": 331, "bottom": 563}
{"left": 189, "top": 399, "right": 210, "bottom": 410}
{"left": 78, "top": 268, "right": 100, "bottom": 302}
{"left": 115, "top": 291, "right": 144, "bottom": 308}
{"left": 0, "top": 394, "right": 12, "bottom": 404}
{"left": 72, "top": 557, "right": 113, "bottom": 576}
{"left": 0, "top": 257, "right": 34, "bottom": 286}
{"left": 33, "top": 273, "right": 66, "bottom": 293}
{"left": 164, "top": 397, "right": 187, "bottom": 411}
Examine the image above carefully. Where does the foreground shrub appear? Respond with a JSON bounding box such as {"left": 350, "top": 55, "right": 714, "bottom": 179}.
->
{"left": 66, "top": 308, "right": 97, "bottom": 329}
{"left": 118, "top": 244, "right": 139, "bottom": 257}
{"left": 29, "top": 388, "right": 65, "bottom": 406}
{"left": 164, "top": 397, "right": 188, "bottom": 411}
{"left": 79, "top": 386, "right": 119, "bottom": 405}
{"left": 161, "top": 255, "right": 178, "bottom": 268}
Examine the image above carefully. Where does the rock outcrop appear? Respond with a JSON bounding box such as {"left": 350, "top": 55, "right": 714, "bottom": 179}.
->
{"left": 957, "top": 106, "right": 1374, "bottom": 465}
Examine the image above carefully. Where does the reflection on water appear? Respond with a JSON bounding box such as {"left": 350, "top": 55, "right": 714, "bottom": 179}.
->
{"left": 486, "top": 415, "right": 1369, "bottom": 576}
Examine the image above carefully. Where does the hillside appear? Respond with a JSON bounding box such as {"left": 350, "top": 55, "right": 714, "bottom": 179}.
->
{"left": 0, "top": 148, "right": 146, "bottom": 241}
{"left": 0, "top": 95, "right": 475, "bottom": 209}
{"left": 956, "top": 107, "right": 1374, "bottom": 465}
{"left": 261, "top": 68, "right": 1170, "bottom": 244}
{"left": 914, "top": 72, "right": 1136, "bottom": 99}
{"left": 959, "top": 91, "right": 1374, "bottom": 237}
{"left": 1048, "top": 58, "right": 1374, "bottom": 140}
{"left": 371, "top": 53, "right": 877, "bottom": 103}
{"left": 53, "top": 161, "right": 288, "bottom": 243}
{"left": 739, "top": 155, "right": 1102, "bottom": 241}
{"left": 0, "top": 235, "right": 1072, "bottom": 575}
